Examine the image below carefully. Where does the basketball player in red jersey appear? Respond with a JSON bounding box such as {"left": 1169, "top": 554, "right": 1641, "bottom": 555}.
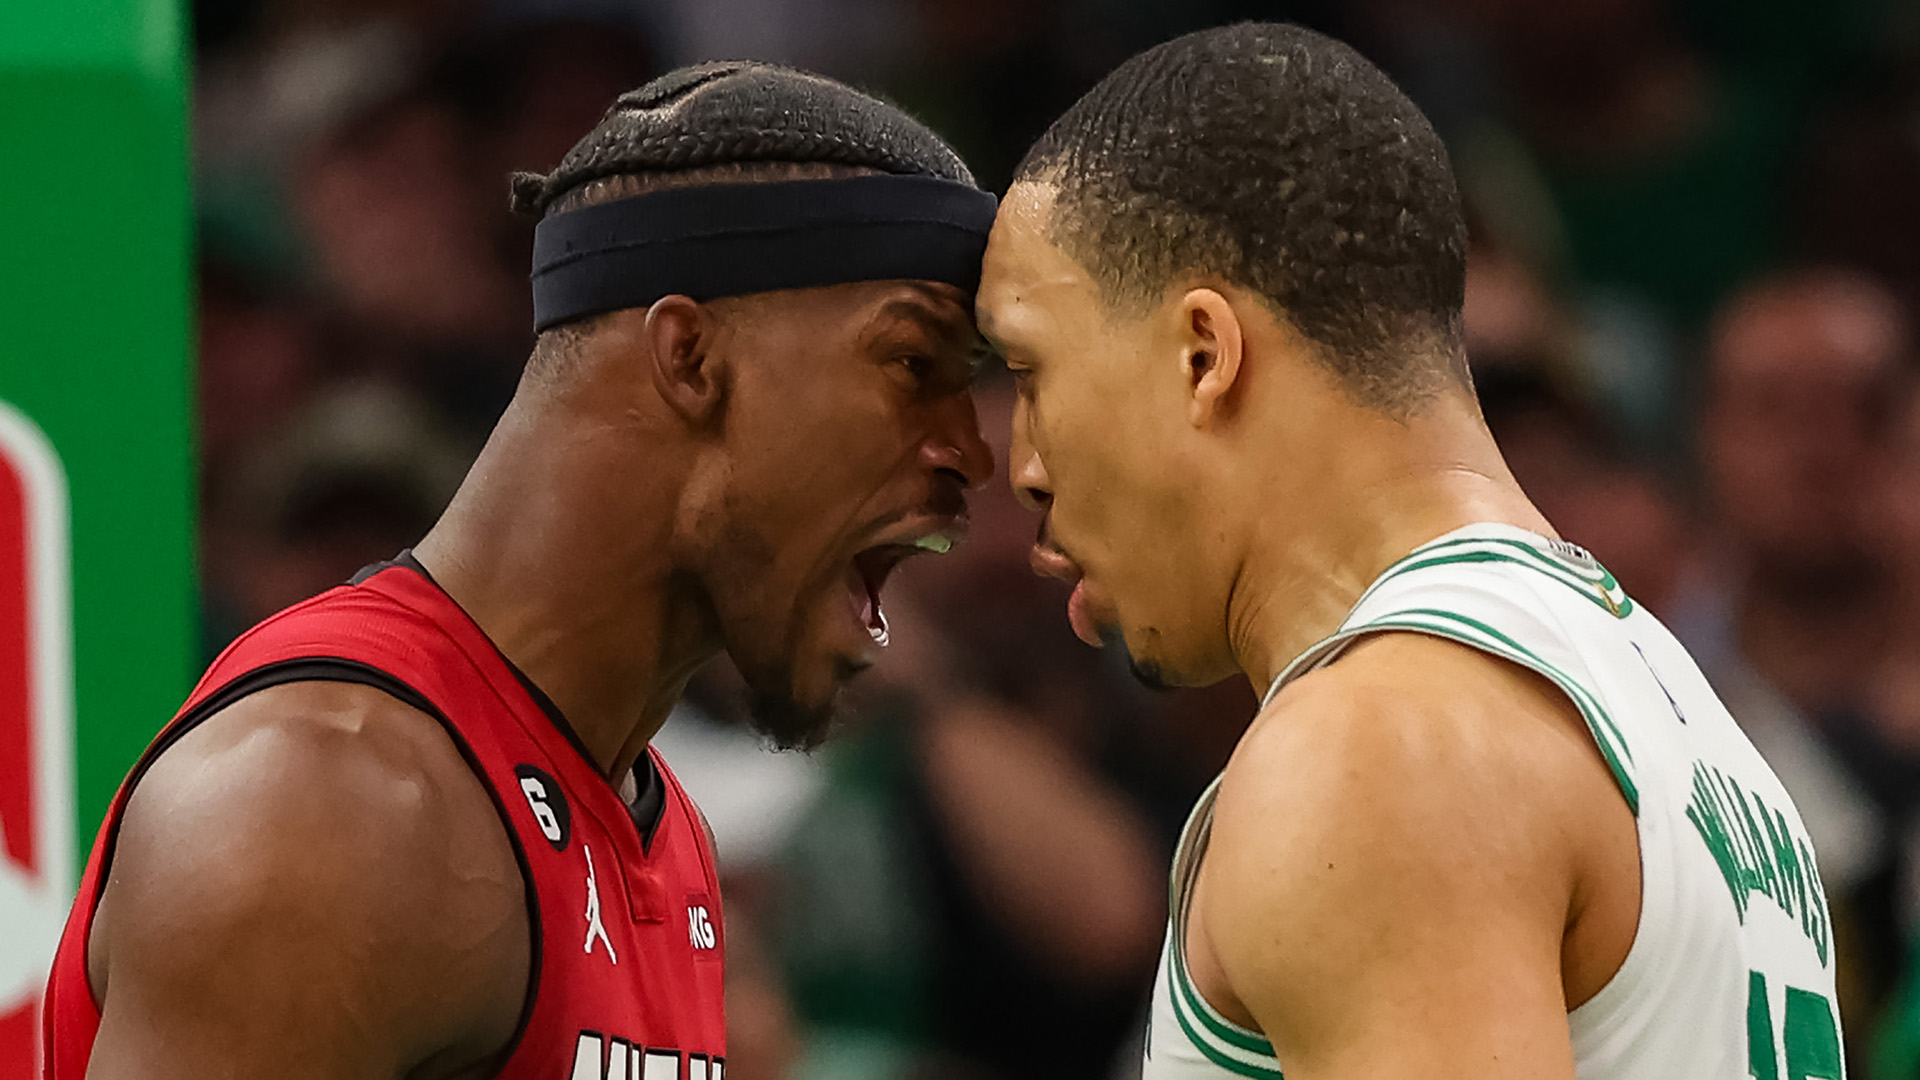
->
{"left": 43, "top": 63, "right": 996, "bottom": 1080}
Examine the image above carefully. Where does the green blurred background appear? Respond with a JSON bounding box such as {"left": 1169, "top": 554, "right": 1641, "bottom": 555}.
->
{"left": 0, "top": 0, "right": 193, "bottom": 1072}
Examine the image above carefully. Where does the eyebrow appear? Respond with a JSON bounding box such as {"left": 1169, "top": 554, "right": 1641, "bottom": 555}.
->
{"left": 874, "top": 294, "right": 984, "bottom": 353}
{"left": 869, "top": 295, "right": 1002, "bottom": 382}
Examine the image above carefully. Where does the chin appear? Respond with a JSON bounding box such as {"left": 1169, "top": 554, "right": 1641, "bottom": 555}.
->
{"left": 1120, "top": 626, "right": 1235, "bottom": 691}
{"left": 745, "top": 691, "right": 837, "bottom": 751}
{"left": 1127, "top": 655, "right": 1177, "bottom": 692}
{"left": 741, "top": 653, "right": 866, "bottom": 752}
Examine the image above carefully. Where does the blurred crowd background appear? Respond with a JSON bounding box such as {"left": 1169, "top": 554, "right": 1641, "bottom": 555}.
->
{"left": 187, "top": 0, "right": 1920, "bottom": 1076}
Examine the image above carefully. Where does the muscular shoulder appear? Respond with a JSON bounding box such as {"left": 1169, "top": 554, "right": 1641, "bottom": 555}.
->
{"left": 90, "top": 680, "right": 528, "bottom": 1079}
{"left": 1220, "top": 632, "right": 1605, "bottom": 832}
{"left": 1199, "top": 633, "right": 1622, "bottom": 1067}
{"left": 105, "top": 681, "right": 523, "bottom": 936}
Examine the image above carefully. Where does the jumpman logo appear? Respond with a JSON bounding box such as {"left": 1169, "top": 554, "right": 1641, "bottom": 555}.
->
{"left": 583, "top": 845, "right": 616, "bottom": 964}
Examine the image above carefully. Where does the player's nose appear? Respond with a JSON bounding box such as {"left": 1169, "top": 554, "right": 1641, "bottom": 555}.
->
{"left": 1006, "top": 391, "right": 1051, "bottom": 512}
{"left": 1009, "top": 435, "right": 1051, "bottom": 514}
{"left": 922, "top": 394, "right": 994, "bottom": 491}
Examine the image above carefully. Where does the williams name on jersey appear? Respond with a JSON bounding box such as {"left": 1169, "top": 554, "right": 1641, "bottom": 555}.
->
{"left": 1145, "top": 524, "right": 1844, "bottom": 1080}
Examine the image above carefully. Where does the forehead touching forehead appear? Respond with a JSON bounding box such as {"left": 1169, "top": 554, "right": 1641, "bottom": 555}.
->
{"left": 866, "top": 280, "right": 980, "bottom": 343}
{"left": 977, "top": 182, "right": 1117, "bottom": 361}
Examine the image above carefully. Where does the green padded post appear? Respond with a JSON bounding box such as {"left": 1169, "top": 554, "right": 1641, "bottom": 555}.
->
{"left": 0, "top": 0, "right": 193, "bottom": 1071}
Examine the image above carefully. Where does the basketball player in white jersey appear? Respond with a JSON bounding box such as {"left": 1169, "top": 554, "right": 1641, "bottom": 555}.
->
{"left": 975, "top": 22, "right": 1845, "bottom": 1080}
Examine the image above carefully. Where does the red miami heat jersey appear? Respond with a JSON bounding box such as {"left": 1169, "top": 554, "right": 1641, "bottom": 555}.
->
{"left": 42, "top": 556, "right": 726, "bottom": 1080}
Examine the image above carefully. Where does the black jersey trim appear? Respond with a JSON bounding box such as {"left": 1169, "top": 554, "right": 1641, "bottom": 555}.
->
{"left": 372, "top": 550, "right": 671, "bottom": 847}
{"left": 629, "top": 754, "right": 666, "bottom": 852}
{"left": 91, "top": 657, "right": 542, "bottom": 1079}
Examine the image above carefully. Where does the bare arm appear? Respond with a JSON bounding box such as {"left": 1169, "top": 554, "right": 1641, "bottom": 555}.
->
{"left": 1197, "top": 635, "right": 1635, "bottom": 1078}
{"left": 85, "top": 681, "right": 529, "bottom": 1080}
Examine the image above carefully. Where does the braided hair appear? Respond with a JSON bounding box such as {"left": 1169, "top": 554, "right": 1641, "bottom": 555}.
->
{"left": 511, "top": 61, "right": 976, "bottom": 360}
{"left": 509, "top": 61, "right": 977, "bottom": 217}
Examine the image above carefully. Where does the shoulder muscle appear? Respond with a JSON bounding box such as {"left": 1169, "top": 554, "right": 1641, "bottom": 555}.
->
{"left": 88, "top": 680, "right": 528, "bottom": 1080}
{"left": 1201, "top": 633, "right": 1604, "bottom": 1079}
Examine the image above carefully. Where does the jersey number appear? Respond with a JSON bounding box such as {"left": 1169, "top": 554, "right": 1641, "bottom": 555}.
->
{"left": 521, "top": 776, "right": 563, "bottom": 842}
{"left": 1748, "top": 970, "right": 1843, "bottom": 1080}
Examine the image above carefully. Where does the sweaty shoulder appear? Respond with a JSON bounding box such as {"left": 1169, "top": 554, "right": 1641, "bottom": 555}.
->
{"left": 87, "top": 680, "right": 530, "bottom": 1080}
{"left": 1194, "top": 632, "right": 1634, "bottom": 1077}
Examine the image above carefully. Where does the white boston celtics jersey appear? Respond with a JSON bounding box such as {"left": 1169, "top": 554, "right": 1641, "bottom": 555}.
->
{"left": 1145, "top": 524, "right": 1844, "bottom": 1080}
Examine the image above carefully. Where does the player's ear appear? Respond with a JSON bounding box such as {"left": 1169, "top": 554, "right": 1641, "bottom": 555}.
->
{"left": 644, "top": 294, "right": 729, "bottom": 426}
{"left": 1181, "top": 288, "right": 1244, "bottom": 428}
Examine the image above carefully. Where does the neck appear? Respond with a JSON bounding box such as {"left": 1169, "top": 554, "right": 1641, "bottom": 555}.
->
{"left": 1227, "top": 391, "right": 1554, "bottom": 694}
{"left": 413, "top": 381, "right": 719, "bottom": 784}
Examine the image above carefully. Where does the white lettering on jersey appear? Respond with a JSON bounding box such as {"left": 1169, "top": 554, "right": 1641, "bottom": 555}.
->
{"left": 1140, "top": 524, "right": 1845, "bottom": 1080}
{"left": 569, "top": 1032, "right": 724, "bottom": 1080}
{"left": 521, "top": 775, "right": 563, "bottom": 843}
{"left": 642, "top": 1049, "right": 680, "bottom": 1080}
{"left": 687, "top": 905, "right": 716, "bottom": 950}
{"left": 584, "top": 845, "right": 616, "bottom": 964}
{"left": 606, "top": 1038, "right": 632, "bottom": 1080}
{"left": 570, "top": 1033, "right": 603, "bottom": 1080}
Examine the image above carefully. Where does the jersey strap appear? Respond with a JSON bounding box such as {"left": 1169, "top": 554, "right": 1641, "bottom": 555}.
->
{"left": 1152, "top": 524, "right": 1838, "bottom": 1080}
{"left": 41, "top": 557, "right": 728, "bottom": 1080}
{"left": 1262, "top": 525, "right": 1640, "bottom": 815}
{"left": 1161, "top": 776, "right": 1283, "bottom": 1078}
{"left": 1349, "top": 531, "right": 1634, "bottom": 620}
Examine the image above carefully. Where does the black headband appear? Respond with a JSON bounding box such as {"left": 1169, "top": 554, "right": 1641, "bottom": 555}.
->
{"left": 530, "top": 174, "right": 999, "bottom": 332}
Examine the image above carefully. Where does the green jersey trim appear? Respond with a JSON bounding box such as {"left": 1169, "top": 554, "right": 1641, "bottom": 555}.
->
{"left": 1166, "top": 941, "right": 1285, "bottom": 1078}
{"left": 1155, "top": 525, "right": 1641, "bottom": 1080}
{"left": 1167, "top": 996, "right": 1285, "bottom": 1079}
{"left": 1355, "top": 536, "right": 1634, "bottom": 620}
{"left": 1169, "top": 932, "right": 1275, "bottom": 1057}
{"left": 1337, "top": 607, "right": 1640, "bottom": 815}
{"left": 1161, "top": 776, "right": 1285, "bottom": 1078}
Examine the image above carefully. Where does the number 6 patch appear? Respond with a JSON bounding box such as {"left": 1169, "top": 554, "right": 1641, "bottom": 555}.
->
{"left": 515, "top": 764, "right": 572, "bottom": 850}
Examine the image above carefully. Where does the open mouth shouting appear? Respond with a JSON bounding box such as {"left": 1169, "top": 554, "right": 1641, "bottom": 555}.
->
{"left": 846, "top": 528, "right": 960, "bottom": 649}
